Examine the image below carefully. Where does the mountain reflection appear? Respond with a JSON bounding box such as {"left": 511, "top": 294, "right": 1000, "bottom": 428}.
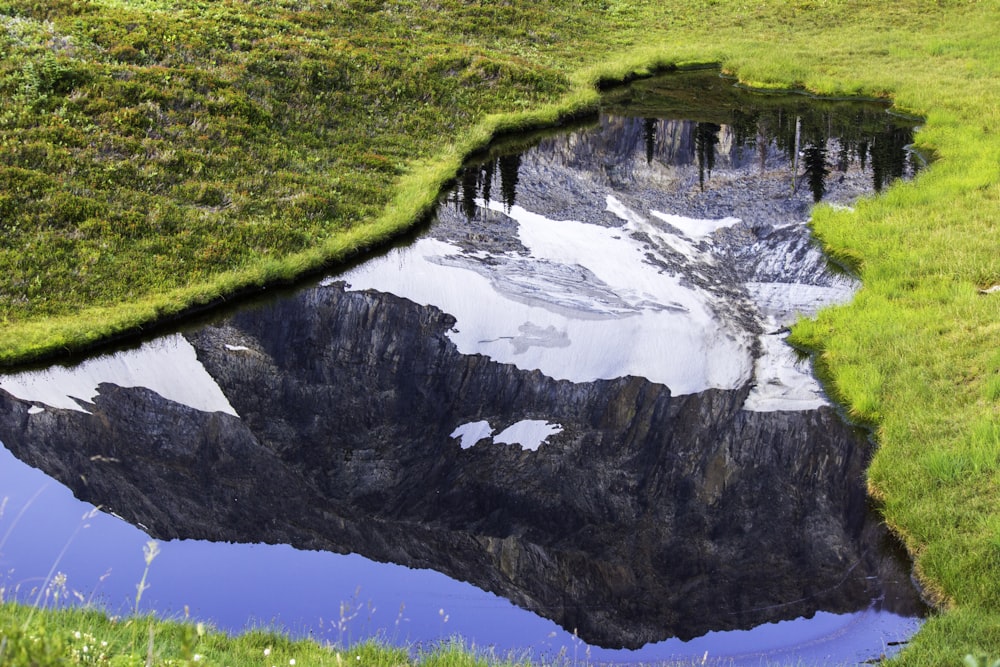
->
{"left": 0, "top": 71, "right": 928, "bottom": 653}
{"left": 0, "top": 287, "right": 926, "bottom": 648}
{"left": 455, "top": 72, "right": 920, "bottom": 213}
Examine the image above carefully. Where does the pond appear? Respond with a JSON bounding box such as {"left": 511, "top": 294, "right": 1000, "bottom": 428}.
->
{"left": 0, "top": 71, "right": 928, "bottom": 665}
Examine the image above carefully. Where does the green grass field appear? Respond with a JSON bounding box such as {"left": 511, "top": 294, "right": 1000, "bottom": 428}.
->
{"left": 1, "top": 0, "right": 999, "bottom": 664}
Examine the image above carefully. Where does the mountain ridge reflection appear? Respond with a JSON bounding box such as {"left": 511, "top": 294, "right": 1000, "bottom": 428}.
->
{"left": 0, "top": 280, "right": 927, "bottom": 648}
{"left": 0, "top": 71, "right": 927, "bottom": 659}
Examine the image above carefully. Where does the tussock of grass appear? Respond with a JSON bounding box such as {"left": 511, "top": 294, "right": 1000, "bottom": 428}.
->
{"left": 0, "top": 0, "right": 999, "bottom": 664}
{"left": 0, "top": 600, "right": 418, "bottom": 666}
{"left": 0, "top": 598, "right": 538, "bottom": 666}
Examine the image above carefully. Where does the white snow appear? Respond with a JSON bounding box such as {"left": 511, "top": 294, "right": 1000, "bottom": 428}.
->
{"left": 742, "top": 333, "right": 829, "bottom": 412}
{"left": 0, "top": 334, "right": 239, "bottom": 416}
{"left": 494, "top": 420, "right": 563, "bottom": 451}
{"left": 741, "top": 281, "right": 857, "bottom": 412}
{"left": 339, "top": 201, "right": 754, "bottom": 395}
{"left": 649, "top": 210, "right": 741, "bottom": 239}
{"left": 450, "top": 421, "right": 493, "bottom": 449}
{"left": 606, "top": 196, "right": 706, "bottom": 263}
{"left": 745, "top": 282, "right": 855, "bottom": 323}
{"left": 451, "top": 419, "right": 562, "bottom": 451}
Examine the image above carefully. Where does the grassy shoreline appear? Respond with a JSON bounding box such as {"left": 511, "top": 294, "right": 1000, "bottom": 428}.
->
{"left": 0, "top": 598, "right": 531, "bottom": 667}
{"left": 2, "top": 0, "right": 999, "bottom": 664}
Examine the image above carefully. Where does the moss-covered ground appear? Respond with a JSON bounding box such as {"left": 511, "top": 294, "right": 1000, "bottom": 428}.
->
{"left": 1, "top": 0, "right": 999, "bottom": 664}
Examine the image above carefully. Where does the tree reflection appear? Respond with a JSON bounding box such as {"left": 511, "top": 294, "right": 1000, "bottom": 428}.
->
{"left": 694, "top": 122, "right": 721, "bottom": 190}
{"left": 871, "top": 124, "right": 914, "bottom": 192}
{"left": 452, "top": 73, "right": 921, "bottom": 212}
{"left": 498, "top": 154, "right": 520, "bottom": 211}
{"left": 643, "top": 117, "right": 657, "bottom": 164}
{"left": 803, "top": 143, "right": 829, "bottom": 202}
{"left": 452, "top": 153, "right": 513, "bottom": 219}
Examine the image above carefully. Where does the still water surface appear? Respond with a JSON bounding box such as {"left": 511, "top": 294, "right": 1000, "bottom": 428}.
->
{"left": 0, "top": 72, "right": 927, "bottom": 665}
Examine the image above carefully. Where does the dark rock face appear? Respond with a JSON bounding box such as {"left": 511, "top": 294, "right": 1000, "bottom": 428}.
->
{"left": 0, "top": 284, "right": 924, "bottom": 649}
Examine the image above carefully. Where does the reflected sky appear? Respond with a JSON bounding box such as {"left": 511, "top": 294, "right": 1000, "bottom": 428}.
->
{"left": 0, "top": 444, "right": 921, "bottom": 665}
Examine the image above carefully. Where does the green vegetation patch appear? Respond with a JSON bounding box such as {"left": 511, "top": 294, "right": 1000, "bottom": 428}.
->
{"left": 1, "top": 599, "right": 526, "bottom": 666}
{"left": 0, "top": 0, "right": 581, "bottom": 338}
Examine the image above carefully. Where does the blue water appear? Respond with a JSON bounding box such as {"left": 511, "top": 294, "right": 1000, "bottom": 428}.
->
{"left": 1, "top": 443, "right": 921, "bottom": 666}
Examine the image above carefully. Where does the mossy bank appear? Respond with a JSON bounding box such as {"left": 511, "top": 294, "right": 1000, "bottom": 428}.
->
{"left": 1, "top": 0, "right": 999, "bottom": 664}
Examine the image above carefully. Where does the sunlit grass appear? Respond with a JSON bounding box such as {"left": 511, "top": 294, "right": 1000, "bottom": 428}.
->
{"left": 0, "top": 598, "right": 421, "bottom": 666}
{"left": 0, "top": 604, "right": 537, "bottom": 665}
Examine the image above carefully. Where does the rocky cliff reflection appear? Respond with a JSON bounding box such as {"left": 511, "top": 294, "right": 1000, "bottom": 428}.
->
{"left": 0, "top": 72, "right": 926, "bottom": 652}
{"left": 0, "top": 295, "right": 924, "bottom": 648}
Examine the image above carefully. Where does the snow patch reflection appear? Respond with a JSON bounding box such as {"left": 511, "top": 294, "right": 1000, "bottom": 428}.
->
{"left": 451, "top": 420, "right": 493, "bottom": 449}
{"left": 494, "top": 420, "right": 563, "bottom": 451}
{"left": 338, "top": 202, "right": 754, "bottom": 395}
{"left": 0, "top": 334, "right": 238, "bottom": 416}
{"left": 451, "top": 419, "right": 563, "bottom": 451}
